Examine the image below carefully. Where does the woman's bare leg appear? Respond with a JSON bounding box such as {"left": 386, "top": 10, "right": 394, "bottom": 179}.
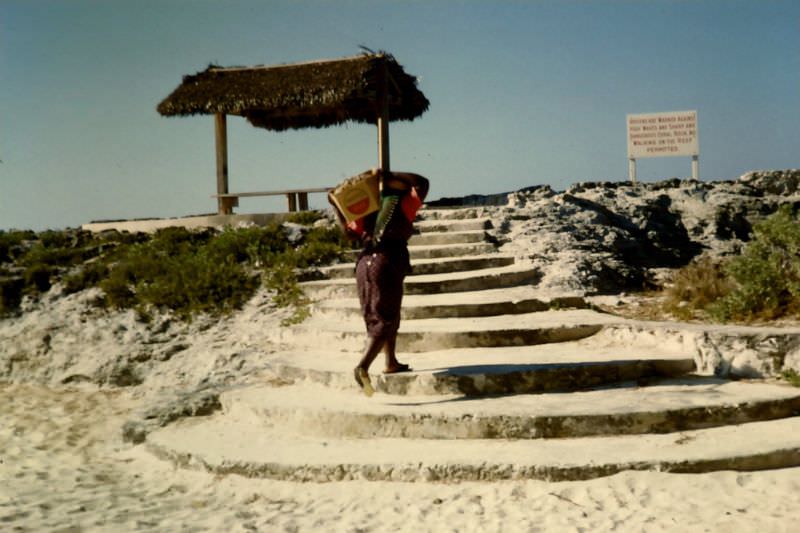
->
{"left": 383, "top": 333, "right": 410, "bottom": 373}
{"left": 357, "top": 334, "right": 386, "bottom": 372}
{"left": 354, "top": 334, "right": 387, "bottom": 396}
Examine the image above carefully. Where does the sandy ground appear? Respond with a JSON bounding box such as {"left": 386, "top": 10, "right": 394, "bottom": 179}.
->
{"left": 3, "top": 383, "right": 800, "bottom": 532}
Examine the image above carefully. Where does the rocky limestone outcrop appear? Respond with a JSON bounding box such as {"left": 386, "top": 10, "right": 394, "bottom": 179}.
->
{"left": 428, "top": 170, "right": 800, "bottom": 294}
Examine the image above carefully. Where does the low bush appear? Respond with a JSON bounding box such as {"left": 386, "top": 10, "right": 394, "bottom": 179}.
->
{"left": 99, "top": 221, "right": 346, "bottom": 321}
{"left": 293, "top": 225, "right": 348, "bottom": 268}
{"left": 663, "top": 205, "right": 800, "bottom": 322}
{"left": 134, "top": 249, "right": 257, "bottom": 319}
{"left": 99, "top": 231, "right": 258, "bottom": 319}
{"left": 709, "top": 205, "right": 800, "bottom": 322}
{"left": 208, "top": 224, "right": 288, "bottom": 266}
{"left": 63, "top": 261, "right": 110, "bottom": 295}
{"left": 781, "top": 369, "right": 800, "bottom": 388}
{"left": 23, "top": 264, "right": 55, "bottom": 294}
{"left": 264, "top": 263, "right": 311, "bottom": 326}
{"left": 287, "top": 210, "right": 326, "bottom": 226}
{"left": 1, "top": 219, "right": 347, "bottom": 321}
{"left": 0, "top": 230, "right": 35, "bottom": 263}
{"left": 0, "top": 276, "right": 25, "bottom": 315}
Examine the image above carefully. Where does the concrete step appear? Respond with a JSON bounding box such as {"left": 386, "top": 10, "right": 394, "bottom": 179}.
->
{"left": 304, "top": 254, "right": 516, "bottom": 281}
{"left": 313, "top": 286, "right": 588, "bottom": 320}
{"left": 407, "top": 230, "right": 489, "bottom": 246}
{"left": 277, "top": 309, "right": 624, "bottom": 353}
{"left": 414, "top": 218, "right": 493, "bottom": 233}
{"left": 146, "top": 413, "right": 800, "bottom": 482}
{"left": 345, "top": 242, "right": 497, "bottom": 261}
{"left": 263, "top": 338, "right": 692, "bottom": 395}
{"left": 300, "top": 264, "right": 541, "bottom": 299}
{"left": 221, "top": 378, "right": 800, "bottom": 440}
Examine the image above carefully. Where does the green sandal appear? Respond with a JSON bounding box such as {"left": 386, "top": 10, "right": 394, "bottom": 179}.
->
{"left": 354, "top": 367, "right": 375, "bottom": 397}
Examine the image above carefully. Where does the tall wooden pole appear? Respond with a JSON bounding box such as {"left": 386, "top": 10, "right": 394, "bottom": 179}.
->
{"left": 215, "top": 113, "right": 230, "bottom": 214}
{"left": 377, "top": 59, "right": 390, "bottom": 173}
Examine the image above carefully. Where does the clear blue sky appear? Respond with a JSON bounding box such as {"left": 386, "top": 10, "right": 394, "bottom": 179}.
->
{"left": 2, "top": 0, "right": 798, "bottom": 231}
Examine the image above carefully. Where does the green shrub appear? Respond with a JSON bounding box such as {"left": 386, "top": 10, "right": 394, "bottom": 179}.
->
{"left": 23, "top": 264, "right": 54, "bottom": 294}
{"left": 135, "top": 249, "right": 258, "bottom": 319}
{"left": 150, "top": 226, "right": 214, "bottom": 251}
{"left": 0, "top": 230, "right": 35, "bottom": 263}
{"left": 63, "top": 261, "right": 110, "bottom": 295}
{"left": 96, "top": 230, "right": 149, "bottom": 247}
{"left": 0, "top": 276, "right": 25, "bottom": 315}
{"left": 98, "top": 236, "right": 259, "bottom": 319}
{"left": 293, "top": 225, "right": 348, "bottom": 268}
{"left": 20, "top": 244, "right": 75, "bottom": 269}
{"left": 209, "top": 224, "right": 288, "bottom": 265}
{"left": 2, "top": 221, "right": 347, "bottom": 323}
{"left": 264, "top": 263, "right": 310, "bottom": 326}
{"left": 709, "top": 205, "right": 800, "bottom": 322}
{"left": 38, "top": 229, "right": 77, "bottom": 249}
{"left": 287, "top": 210, "right": 325, "bottom": 226}
{"left": 18, "top": 230, "right": 107, "bottom": 271}
{"left": 781, "top": 369, "right": 800, "bottom": 387}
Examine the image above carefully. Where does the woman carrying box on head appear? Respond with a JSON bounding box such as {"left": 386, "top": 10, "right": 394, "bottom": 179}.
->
{"left": 329, "top": 169, "right": 430, "bottom": 396}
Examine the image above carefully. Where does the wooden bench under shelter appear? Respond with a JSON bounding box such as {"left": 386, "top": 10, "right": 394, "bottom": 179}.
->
{"left": 156, "top": 53, "right": 430, "bottom": 215}
{"left": 212, "top": 187, "right": 332, "bottom": 214}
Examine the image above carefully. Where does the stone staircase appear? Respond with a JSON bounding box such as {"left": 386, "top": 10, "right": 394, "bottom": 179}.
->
{"left": 145, "top": 207, "right": 800, "bottom": 482}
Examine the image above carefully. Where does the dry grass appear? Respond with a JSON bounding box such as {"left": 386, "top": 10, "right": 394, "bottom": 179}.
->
{"left": 661, "top": 256, "right": 734, "bottom": 321}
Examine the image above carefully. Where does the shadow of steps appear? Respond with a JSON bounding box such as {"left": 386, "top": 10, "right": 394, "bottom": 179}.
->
{"left": 221, "top": 378, "right": 800, "bottom": 439}
{"left": 414, "top": 218, "right": 492, "bottom": 233}
{"left": 301, "top": 264, "right": 541, "bottom": 299}
{"left": 408, "top": 230, "right": 489, "bottom": 246}
{"left": 314, "top": 288, "right": 589, "bottom": 320}
{"left": 345, "top": 242, "right": 498, "bottom": 261}
{"left": 280, "top": 309, "right": 626, "bottom": 352}
{"left": 272, "top": 357, "right": 694, "bottom": 396}
{"left": 264, "top": 343, "right": 695, "bottom": 396}
{"left": 416, "top": 208, "right": 491, "bottom": 221}
{"left": 399, "top": 324, "right": 603, "bottom": 351}
{"left": 376, "top": 358, "right": 695, "bottom": 396}
{"left": 304, "top": 254, "right": 516, "bottom": 281}
{"left": 145, "top": 415, "right": 800, "bottom": 482}
{"left": 281, "top": 323, "right": 605, "bottom": 353}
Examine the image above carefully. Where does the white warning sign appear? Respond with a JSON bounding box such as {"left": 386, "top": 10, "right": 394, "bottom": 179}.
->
{"left": 627, "top": 110, "right": 698, "bottom": 159}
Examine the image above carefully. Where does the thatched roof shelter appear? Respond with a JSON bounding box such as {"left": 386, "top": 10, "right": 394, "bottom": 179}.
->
{"left": 157, "top": 53, "right": 429, "bottom": 214}
{"left": 158, "top": 53, "right": 429, "bottom": 131}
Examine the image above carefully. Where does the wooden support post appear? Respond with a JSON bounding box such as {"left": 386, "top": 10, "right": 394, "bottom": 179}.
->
{"left": 215, "top": 113, "right": 230, "bottom": 214}
{"left": 377, "top": 58, "right": 390, "bottom": 173}
{"left": 287, "top": 193, "right": 297, "bottom": 212}
{"left": 221, "top": 197, "right": 238, "bottom": 213}
{"left": 298, "top": 192, "right": 309, "bottom": 211}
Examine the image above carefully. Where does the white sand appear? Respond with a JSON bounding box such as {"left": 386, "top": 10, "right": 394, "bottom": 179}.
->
{"left": 2, "top": 382, "right": 800, "bottom": 532}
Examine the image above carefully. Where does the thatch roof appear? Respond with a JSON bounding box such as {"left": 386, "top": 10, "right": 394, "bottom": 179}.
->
{"left": 157, "top": 53, "right": 429, "bottom": 131}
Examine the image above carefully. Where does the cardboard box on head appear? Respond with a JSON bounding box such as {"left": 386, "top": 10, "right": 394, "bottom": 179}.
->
{"left": 330, "top": 170, "right": 381, "bottom": 223}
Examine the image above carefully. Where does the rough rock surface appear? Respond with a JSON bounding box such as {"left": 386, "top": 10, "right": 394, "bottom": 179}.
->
{"left": 428, "top": 170, "right": 800, "bottom": 294}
